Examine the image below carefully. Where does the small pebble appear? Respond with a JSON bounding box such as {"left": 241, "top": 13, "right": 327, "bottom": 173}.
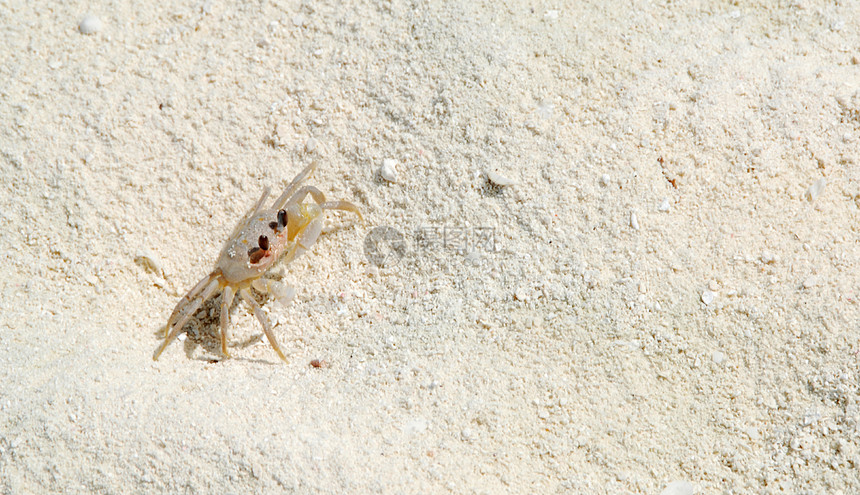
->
{"left": 305, "top": 137, "right": 317, "bottom": 153}
{"left": 711, "top": 350, "right": 726, "bottom": 364}
{"left": 630, "top": 211, "right": 640, "bottom": 231}
{"left": 134, "top": 250, "right": 164, "bottom": 277}
{"left": 658, "top": 197, "right": 671, "bottom": 212}
{"left": 805, "top": 177, "right": 826, "bottom": 201}
{"left": 659, "top": 481, "right": 694, "bottom": 495}
{"left": 403, "top": 418, "right": 428, "bottom": 435}
{"left": 745, "top": 426, "right": 761, "bottom": 441}
{"left": 599, "top": 174, "right": 610, "bottom": 186}
{"left": 487, "top": 170, "right": 514, "bottom": 187}
{"left": 380, "top": 159, "right": 398, "bottom": 182}
{"left": 460, "top": 428, "right": 474, "bottom": 441}
{"left": 78, "top": 15, "right": 103, "bottom": 35}
{"left": 760, "top": 251, "right": 778, "bottom": 264}
{"left": 802, "top": 275, "right": 820, "bottom": 289}
{"left": 514, "top": 287, "right": 529, "bottom": 302}
{"left": 701, "top": 289, "right": 715, "bottom": 305}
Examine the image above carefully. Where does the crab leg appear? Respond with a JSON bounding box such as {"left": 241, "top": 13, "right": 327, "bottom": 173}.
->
{"left": 273, "top": 163, "right": 318, "bottom": 209}
{"left": 164, "top": 271, "right": 220, "bottom": 337}
{"left": 153, "top": 278, "right": 221, "bottom": 361}
{"left": 239, "top": 288, "right": 287, "bottom": 362}
{"left": 283, "top": 185, "right": 327, "bottom": 209}
{"left": 279, "top": 242, "right": 302, "bottom": 266}
{"left": 219, "top": 285, "right": 236, "bottom": 358}
{"left": 321, "top": 200, "right": 363, "bottom": 221}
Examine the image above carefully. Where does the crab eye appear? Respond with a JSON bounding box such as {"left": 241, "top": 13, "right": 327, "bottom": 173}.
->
{"left": 248, "top": 247, "right": 265, "bottom": 264}
{"left": 258, "top": 235, "right": 269, "bottom": 251}
{"left": 278, "top": 209, "right": 288, "bottom": 228}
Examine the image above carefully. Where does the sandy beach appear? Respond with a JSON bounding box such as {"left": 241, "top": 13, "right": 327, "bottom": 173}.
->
{"left": 1, "top": 1, "right": 859, "bottom": 493}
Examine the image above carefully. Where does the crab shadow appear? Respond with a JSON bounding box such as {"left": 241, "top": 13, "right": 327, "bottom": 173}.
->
{"left": 152, "top": 292, "right": 285, "bottom": 365}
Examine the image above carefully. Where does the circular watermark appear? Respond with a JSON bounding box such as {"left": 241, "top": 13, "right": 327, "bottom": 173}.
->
{"left": 364, "top": 226, "right": 407, "bottom": 267}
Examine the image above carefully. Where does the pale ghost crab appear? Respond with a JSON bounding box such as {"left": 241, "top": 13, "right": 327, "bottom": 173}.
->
{"left": 153, "top": 163, "right": 362, "bottom": 362}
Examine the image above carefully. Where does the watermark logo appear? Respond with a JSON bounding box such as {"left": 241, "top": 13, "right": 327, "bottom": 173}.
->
{"left": 364, "top": 225, "right": 496, "bottom": 267}
{"left": 363, "top": 226, "right": 408, "bottom": 268}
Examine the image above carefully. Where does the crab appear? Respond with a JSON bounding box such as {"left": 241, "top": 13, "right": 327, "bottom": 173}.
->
{"left": 153, "top": 163, "right": 362, "bottom": 362}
